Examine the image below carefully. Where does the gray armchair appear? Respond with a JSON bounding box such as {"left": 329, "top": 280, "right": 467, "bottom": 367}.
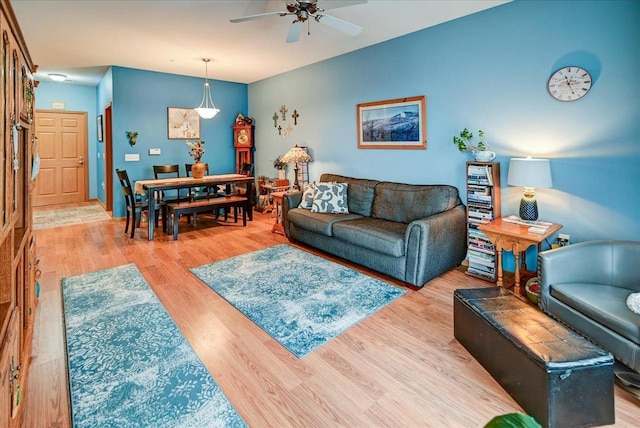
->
{"left": 538, "top": 240, "right": 640, "bottom": 372}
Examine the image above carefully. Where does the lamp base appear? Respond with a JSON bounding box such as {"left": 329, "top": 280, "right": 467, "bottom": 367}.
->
{"left": 292, "top": 165, "right": 300, "bottom": 191}
{"left": 519, "top": 196, "right": 538, "bottom": 221}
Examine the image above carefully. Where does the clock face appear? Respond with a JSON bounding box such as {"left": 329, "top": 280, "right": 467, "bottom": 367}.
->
{"left": 547, "top": 66, "right": 592, "bottom": 102}
{"left": 237, "top": 129, "right": 249, "bottom": 144}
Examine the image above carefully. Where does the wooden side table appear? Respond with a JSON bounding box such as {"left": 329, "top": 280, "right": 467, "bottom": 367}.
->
{"left": 270, "top": 191, "right": 287, "bottom": 235}
{"left": 261, "top": 181, "right": 290, "bottom": 215}
{"left": 478, "top": 217, "right": 562, "bottom": 296}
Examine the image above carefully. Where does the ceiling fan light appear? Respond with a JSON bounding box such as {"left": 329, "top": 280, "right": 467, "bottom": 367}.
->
{"left": 49, "top": 73, "right": 67, "bottom": 82}
{"left": 194, "top": 59, "right": 220, "bottom": 119}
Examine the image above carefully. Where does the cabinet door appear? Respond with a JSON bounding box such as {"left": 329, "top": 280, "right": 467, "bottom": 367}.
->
{"left": 0, "top": 310, "right": 19, "bottom": 427}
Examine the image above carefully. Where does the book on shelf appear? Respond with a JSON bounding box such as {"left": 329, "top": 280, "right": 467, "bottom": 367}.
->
{"left": 467, "top": 266, "right": 496, "bottom": 280}
{"left": 468, "top": 243, "right": 495, "bottom": 254}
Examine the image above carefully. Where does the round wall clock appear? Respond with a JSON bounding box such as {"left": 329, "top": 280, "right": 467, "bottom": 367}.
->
{"left": 547, "top": 66, "right": 592, "bottom": 102}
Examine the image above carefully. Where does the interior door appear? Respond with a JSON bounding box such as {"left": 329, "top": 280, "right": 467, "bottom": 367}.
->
{"left": 33, "top": 110, "right": 87, "bottom": 207}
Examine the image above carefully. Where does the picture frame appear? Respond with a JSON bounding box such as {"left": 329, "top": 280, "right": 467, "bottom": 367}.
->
{"left": 167, "top": 107, "right": 200, "bottom": 139}
{"left": 97, "top": 115, "right": 103, "bottom": 142}
{"left": 357, "top": 95, "right": 427, "bottom": 149}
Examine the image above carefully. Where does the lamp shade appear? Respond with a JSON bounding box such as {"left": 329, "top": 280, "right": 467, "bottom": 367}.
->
{"left": 280, "top": 145, "right": 312, "bottom": 164}
{"left": 507, "top": 158, "right": 553, "bottom": 188}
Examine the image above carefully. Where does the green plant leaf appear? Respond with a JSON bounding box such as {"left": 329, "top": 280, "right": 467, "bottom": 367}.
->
{"left": 484, "top": 413, "right": 542, "bottom": 428}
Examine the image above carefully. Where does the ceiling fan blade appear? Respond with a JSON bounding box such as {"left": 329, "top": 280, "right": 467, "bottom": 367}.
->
{"left": 230, "top": 11, "right": 286, "bottom": 24}
{"left": 315, "top": 14, "right": 362, "bottom": 36}
{"left": 286, "top": 21, "right": 303, "bottom": 43}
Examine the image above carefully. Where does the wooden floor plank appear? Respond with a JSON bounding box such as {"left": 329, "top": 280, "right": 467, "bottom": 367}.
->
{"left": 23, "top": 205, "right": 639, "bottom": 427}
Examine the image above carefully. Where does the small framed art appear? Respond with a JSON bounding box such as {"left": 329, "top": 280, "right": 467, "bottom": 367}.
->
{"left": 357, "top": 95, "right": 427, "bottom": 149}
{"left": 97, "top": 115, "right": 103, "bottom": 142}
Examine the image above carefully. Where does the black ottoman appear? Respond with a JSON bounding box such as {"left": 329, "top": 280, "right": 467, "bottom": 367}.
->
{"left": 454, "top": 287, "right": 614, "bottom": 428}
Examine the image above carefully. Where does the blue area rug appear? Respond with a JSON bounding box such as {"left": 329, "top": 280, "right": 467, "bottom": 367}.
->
{"left": 62, "top": 263, "right": 246, "bottom": 428}
{"left": 190, "top": 244, "right": 406, "bottom": 358}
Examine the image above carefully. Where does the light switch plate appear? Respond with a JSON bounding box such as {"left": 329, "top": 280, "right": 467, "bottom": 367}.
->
{"left": 149, "top": 148, "right": 161, "bottom": 155}
{"left": 125, "top": 154, "right": 140, "bottom": 161}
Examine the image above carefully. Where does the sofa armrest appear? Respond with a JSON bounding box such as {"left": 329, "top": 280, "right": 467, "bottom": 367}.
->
{"left": 282, "top": 191, "right": 302, "bottom": 238}
{"left": 404, "top": 204, "right": 467, "bottom": 286}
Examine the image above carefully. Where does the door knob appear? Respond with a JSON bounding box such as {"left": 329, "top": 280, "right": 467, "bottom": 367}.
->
{"left": 79, "top": 156, "right": 84, "bottom": 165}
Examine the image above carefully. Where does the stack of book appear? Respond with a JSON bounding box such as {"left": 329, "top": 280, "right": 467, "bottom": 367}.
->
{"left": 467, "top": 228, "right": 496, "bottom": 280}
{"left": 466, "top": 163, "right": 498, "bottom": 281}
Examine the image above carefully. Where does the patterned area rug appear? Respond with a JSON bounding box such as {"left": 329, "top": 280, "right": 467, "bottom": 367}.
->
{"left": 34, "top": 205, "right": 111, "bottom": 230}
{"left": 190, "top": 244, "right": 406, "bottom": 358}
{"left": 62, "top": 264, "right": 245, "bottom": 427}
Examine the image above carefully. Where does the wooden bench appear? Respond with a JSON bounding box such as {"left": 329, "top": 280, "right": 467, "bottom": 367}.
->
{"left": 454, "top": 287, "right": 614, "bottom": 428}
{"left": 167, "top": 195, "right": 248, "bottom": 240}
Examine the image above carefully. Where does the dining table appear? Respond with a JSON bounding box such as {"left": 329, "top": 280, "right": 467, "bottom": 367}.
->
{"left": 134, "top": 173, "right": 254, "bottom": 240}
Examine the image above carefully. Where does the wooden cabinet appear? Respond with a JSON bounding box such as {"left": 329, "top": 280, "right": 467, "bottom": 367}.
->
{"left": 0, "top": 1, "right": 36, "bottom": 426}
{"left": 465, "top": 162, "right": 501, "bottom": 282}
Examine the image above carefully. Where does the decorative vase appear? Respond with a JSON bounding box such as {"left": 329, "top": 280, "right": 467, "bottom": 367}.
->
{"left": 473, "top": 150, "right": 496, "bottom": 162}
{"left": 192, "top": 161, "right": 205, "bottom": 179}
{"left": 278, "top": 169, "right": 286, "bottom": 180}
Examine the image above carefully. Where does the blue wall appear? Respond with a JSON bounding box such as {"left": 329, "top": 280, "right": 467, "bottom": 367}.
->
{"left": 109, "top": 67, "right": 247, "bottom": 218}
{"left": 249, "top": 0, "right": 640, "bottom": 258}
{"left": 35, "top": 69, "right": 248, "bottom": 218}
{"left": 96, "top": 67, "right": 113, "bottom": 203}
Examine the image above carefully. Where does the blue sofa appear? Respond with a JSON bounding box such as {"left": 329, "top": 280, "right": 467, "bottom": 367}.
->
{"left": 282, "top": 173, "right": 467, "bottom": 287}
{"left": 538, "top": 240, "right": 640, "bottom": 372}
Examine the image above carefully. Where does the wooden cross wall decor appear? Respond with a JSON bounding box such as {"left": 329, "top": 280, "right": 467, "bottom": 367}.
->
{"left": 272, "top": 105, "right": 301, "bottom": 138}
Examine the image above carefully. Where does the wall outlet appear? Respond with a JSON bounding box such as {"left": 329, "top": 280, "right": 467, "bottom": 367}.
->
{"left": 557, "top": 233, "right": 570, "bottom": 247}
{"left": 149, "top": 148, "right": 161, "bottom": 155}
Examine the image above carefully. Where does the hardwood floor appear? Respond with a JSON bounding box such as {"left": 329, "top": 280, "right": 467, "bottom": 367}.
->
{"left": 23, "top": 205, "right": 639, "bottom": 427}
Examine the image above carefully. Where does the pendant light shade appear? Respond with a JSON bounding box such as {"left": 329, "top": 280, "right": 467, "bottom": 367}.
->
{"left": 194, "top": 58, "right": 220, "bottom": 119}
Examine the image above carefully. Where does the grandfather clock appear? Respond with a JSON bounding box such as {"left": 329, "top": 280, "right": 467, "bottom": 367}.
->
{"left": 233, "top": 120, "right": 254, "bottom": 174}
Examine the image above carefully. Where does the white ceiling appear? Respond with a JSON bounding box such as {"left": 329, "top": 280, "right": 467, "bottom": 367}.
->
{"left": 11, "top": 0, "right": 510, "bottom": 86}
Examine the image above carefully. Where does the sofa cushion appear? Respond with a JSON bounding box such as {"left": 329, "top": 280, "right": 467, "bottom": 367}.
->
{"left": 333, "top": 217, "right": 407, "bottom": 257}
{"left": 320, "top": 174, "right": 380, "bottom": 216}
{"left": 298, "top": 182, "right": 316, "bottom": 209}
{"left": 372, "top": 182, "right": 460, "bottom": 224}
{"left": 287, "top": 207, "right": 362, "bottom": 236}
{"left": 551, "top": 283, "right": 640, "bottom": 345}
{"left": 311, "top": 182, "right": 349, "bottom": 214}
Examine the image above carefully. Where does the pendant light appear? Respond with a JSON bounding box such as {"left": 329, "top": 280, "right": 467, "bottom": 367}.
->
{"left": 194, "top": 58, "right": 220, "bottom": 119}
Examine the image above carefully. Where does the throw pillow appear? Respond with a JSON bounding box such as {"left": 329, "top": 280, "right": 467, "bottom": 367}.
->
{"left": 626, "top": 292, "right": 640, "bottom": 315}
{"left": 311, "top": 182, "right": 349, "bottom": 214}
{"left": 298, "top": 182, "right": 316, "bottom": 210}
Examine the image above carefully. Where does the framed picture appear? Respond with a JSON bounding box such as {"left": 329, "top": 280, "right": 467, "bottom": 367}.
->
{"left": 167, "top": 107, "right": 200, "bottom": 139}
{"left": 97, "top": 115, "right": 103, "bottom": 142}
{"left": 357, "top": 95, "right": 427, "bottom": 149}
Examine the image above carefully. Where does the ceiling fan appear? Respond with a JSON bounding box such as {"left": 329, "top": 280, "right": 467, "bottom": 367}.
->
{"left": 230, "top": 0, "right": 366, "bottom": 43}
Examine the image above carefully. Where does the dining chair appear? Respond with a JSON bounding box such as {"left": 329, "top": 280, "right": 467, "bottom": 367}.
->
{"left": 185, "top": 163, "right": 218, "bottom": 199}
{"left": 234, "top": 163, "right": 255, "bottom": 215}
{"left": 184, "top": 162, "right": 225, "bottom": 224}
{"left": 116, "top": 169, "right": 160, "bottom": 238}
{"left": 153, "top": 164, "right": 191, "bottom": 230}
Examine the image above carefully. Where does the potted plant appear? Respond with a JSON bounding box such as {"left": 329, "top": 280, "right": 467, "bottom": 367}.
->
{"left": 453, "top": 128, "right": 495, "bottom": 161}
{"left": 127, "top": 131, "right": 138, "bottom": 146}
{"left": 186, "top": 140, "right": 206, "bottom": 178}
{"left": 272, "top": 155, "right": 287, "bottom": 179}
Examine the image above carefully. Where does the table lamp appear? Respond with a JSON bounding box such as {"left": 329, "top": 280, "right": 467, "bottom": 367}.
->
{"left": 507, "top": 157, "right": 553, "bottom": 221}
{"left": 280, "top": 145, "right": 312, "bottom": 190}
